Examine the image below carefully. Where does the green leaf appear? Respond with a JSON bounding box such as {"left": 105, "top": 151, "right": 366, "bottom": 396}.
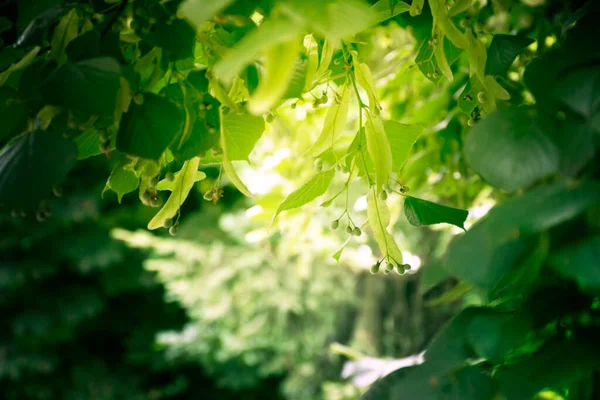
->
{"left": 41, "top": 57, "right": 121, "bottom": 116}
{"left": 143, "top": 19, "right": 196, "bottom": 61}
{"left": 364, "top": 113, "right": 392, "bottom": 191}
{"left": 332, "top": 237, "right": 352, "bottom": 262}
{"left": 171, "top": 120, "right": 220, "bottom": 161}
{"left": 15, "top": 6, "right": 65, "bottom": 48}
{"left": 222, "top": 112, "right": 265, "bottom": 161}
{"left": 102, "top": 159, "right": 139, "bottom": 203}
{"left": 248, "top": 38, "right": 301, "bottom": 115}
{"left": 446, "top": 181, "right": 600, "bottom": 294}
{"left": 73, "top": 128, "right": 102, "bottom": 160}
{"left": 284, "top": 57, "right": 309, "bottom": 99}
{"left": 383, "top": 120, "right": 422, "bottom": 172}
{"left": 549, "top": 236, "right": 600, "bottom": 294}
{"left": 552, "top": 65, "right": 600, "bottom": 118}
{"left": 404, "top": 196, "right": 468, "bottom": 230}
{"left": 367, "top": 191, "right": 403, "bottom": 265}
{"left": 272, "top": 169, "right": 335, "bottom": 222}
{"left": 0, "top": 87, "right": 28, "bottom": 142}
{"left": 424, "top": 281, "right": 471, "bottom": 306}
{"left": 279, "top": 0, "right": 378, "bottom": 42}
{"left": 117, "top": 93, "right": 184, "bottom": 160}
{"left": 49, "top": 8, "right": 78, "bottom": 64}
{"left": 213, "top": 18, "right": 304, "bottom": 83}
{"left": 0, "top": 130, "right": 77, "bottom": 210}
{"left": 147, "top": 157, "right": 202, "bottom": 230}
{"left": 495, "top": 338, "right": 599, "bottom": 400}
{"left": 485, "top": 34, "right": 534, "bottom": 77}
{"left": 66, "top": 29, "right": 100, "bottom": 62}
{"left": 178, "top": 0, "right": 235, "bottom": 29}
{"left": 467, "top": 311, "right": 533, "bottom": 364}
{"left": 465, "top": 107, "right": 559, "bottom": 192}
{"left": 415, "top": 36, "right": 462, "bottom": 83}
{"left": 305, "top": 82, "right": 351, "bottom": 158}
{"left": 371, "top": 0, "right": 410, "bottom": 23}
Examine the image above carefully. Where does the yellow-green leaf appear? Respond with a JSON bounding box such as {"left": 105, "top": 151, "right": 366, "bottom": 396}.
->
{"left": 222, "top": 112, "right": 266, "bottom": 161}
{"left": 364, "top": 112, "right": 392, "bottom": 191}
{"left": 248, "top": 38, "right": 301, "bottom": 115}
{"left": 305, "top": 81, "right": 351, "bottom": 157}
{"left": 272, "top": 169, "right": 335, "bottom": 223}
{"left": 213, "top": 18, "right": 303, "bottom": 83}
{"left": 315, "top": 39, "right": 335, "bottom": 79}
{"left": 367, "top": 191, "right": 403, "bottom": 264}
{"left": 147, "top": 157, "right": 201, "bottom": 230}
{"left": 178, "top": 0, "right": 234, "bottom": 28}
{"left": 383, "top": 120, "right": 423, "bottom": 172}
{"left": 50, "top": 8, "right": 79, "bottom": 64}
{"left": 304, "top": 34, "right": 319, "bottom": 91}
{"left": 156, "top": 170, "right": 206, "bottom": 191}
{"left": 434, "top": 32, "right": 453, "bottom": 82}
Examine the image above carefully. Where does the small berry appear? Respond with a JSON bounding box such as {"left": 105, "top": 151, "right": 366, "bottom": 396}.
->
{"left": 353, "top": 227, "right": 362, "bottom": 237}
{"left": 266, "top": 113, "right": 275, "bottom": 123}
{"left": 330, "top": 220, "right": 339, "bottom": 230}
{"left": 221, "top": 106, "right": 230, "bottom": 115}
{"left": 370, "top": 263, "right": 380, "bottom": 274}
{"left": 314, "top": 158, "right": 323, "bottom": 171}
{"left": 477, "top": 91, "right": 487, "bottom": 104}
{"left": 165, "top": 172, "right": 175, "bottom": 182}
{"left": 320, "top": 93, "right": 328, "bottom": 104}
{"left": 291, "top": 102, "right": 297, "bottom": 109}
{"left": 383, "top": 269, "right": 390, "bottom": 275}
{"left": 385, "top": 262, "right": 394, "bottom": 272}
{"left": 169, "top": 224, "right": 178, "bottom": 236}
{"left": 150, "top": 196, "right": 162, "bottom": 207}
{"left": 379, "top": 191, "right": 388, "bottom": 200}
{"left": 399, "top": 185, "right": 409, "bottom": 194}
{"left": 53, "top": 186, "right": 63, "bottom": 197}
{"left": 346, "top": 226, "right": 353, "bottom": 234}
{"left": 141, "top": 191, "right": 152, "bottom": 205}
{"left": 467, "top": 118, "right": 476, "bottom": 127}
{"left": 162, "top": 218, "right": 173, "bottom": 228}
{"left": 10, "top": 209, "right": 18, "bottom": 218}
{"left": 403, "top": 263, "right": 412, "bottom": 271}
{"left": 396, "top": 264, "right": 405, "bottom": 275}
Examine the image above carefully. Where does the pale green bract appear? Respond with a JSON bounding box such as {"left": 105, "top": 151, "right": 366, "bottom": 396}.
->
{"left": 364, "top": 112, "right": 392, "bottom": 191}
{"left": 147, "top": 157, "right": 203, "bottom": 230}
{"left": 366, "top": 191, "right": 403, "bottom": 265}
{"left": 305, "top": 82, "right": 351, "bottom": 158}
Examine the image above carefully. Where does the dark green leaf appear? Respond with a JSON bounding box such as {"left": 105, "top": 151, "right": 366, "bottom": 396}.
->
{"left": 404, "top": 196, "right": 468, "bottom": 229}
{"left": 552, "top": 65, "right": 600, "bottom": 118}
{"left": 0, "top": 87, "right": 28, "bottom": 142}
{"left": 144, "top": 19, "right": 196, "bottom": 61}
{"left": 549, "top": 236, "right": 600, "bottom": 294}
{"left": 187, "top": 69, "right": 209, "bottom": 94}
{"left": 117, "top": 93, "right": 184, "bottom": 160}
{"left": 0, "top": 130, "right": 77, "bottom": 210}
{"left": 457, "top": 78, "right": 483, "bottom": 115}
{"left": 41, "top": 57, "right": 121, "bottom": 116}
{"left": 467, "top": 311, "right": 533, "bottom": 364}
{"left": 416, "top": 37, "right": 461, "bottom": 83}
{"left": 15, "top": 6, "right": 65, "bottom": 48}
{"left": 446, "top": 181, "right": 600, "bottom": 294}
{"left": 485, "top": 34, "right": 534, "bottom": 77}
{"left": 66, "top": 29, "right": 101, "bottom": 62}
{"left": 171, "top": 120, "right": 219, "bottom": 161}
{"left": 495, "top": 338, "right": 600, "bottom": 400}
{"left": 465, "top": 107, "right": 559, "bottom": 192}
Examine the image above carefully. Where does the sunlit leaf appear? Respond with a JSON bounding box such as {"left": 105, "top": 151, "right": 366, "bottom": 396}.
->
{"left": 102, "top": 159, "right": 139, "bottom": 203}
{"left": 272, "top": 169, "right": 335, "bottom": 222}
{"left": 371, "top": 0, "right": 410, "bottom": 23}
{"left": 248, "top": 38, "right": 301, "bottom": 115}
{"left": 383, "top": 120, "right": 422, "bottom": 172}
{"left": 222, "top": 112, "right": 265, "bottom": 161}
